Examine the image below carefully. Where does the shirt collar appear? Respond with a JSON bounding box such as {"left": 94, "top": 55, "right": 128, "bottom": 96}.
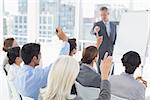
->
{"left": 121, "top": 72, "right": 134, "bottom": 78}
{"left": 103, "top": 20, "right": 110, "bottom": 24}
{"left": 82, "top": 63, "right": 96, "bottom": 72}
{"left": 23, "top": 64, "right": 34, "bottom": 70}
{"left": 13, "top": 63, "right": 20, "bottom": 68}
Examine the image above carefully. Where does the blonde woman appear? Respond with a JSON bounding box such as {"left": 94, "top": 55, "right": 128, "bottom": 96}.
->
{"left": 44, "top": 53, "right": 112, "bottom": 100}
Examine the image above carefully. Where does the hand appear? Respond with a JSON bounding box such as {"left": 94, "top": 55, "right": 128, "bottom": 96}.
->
{"left": 56, "top": 26, "right": 68, "bottom": 41}
{"left": 94, "top": 26, "right": 100, "bottom": 34}
{"left": 100, "top": 52, "right": 113, "bottom": 80}
{"left": 96, "top": 32, "right": 103, "bottom": 48}
{"left": 136, "top": 76, "right": 147, "bottom": 88}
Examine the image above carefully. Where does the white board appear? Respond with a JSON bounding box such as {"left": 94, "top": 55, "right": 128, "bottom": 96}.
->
{"left": 113, "top": 11, "right": 150, "bottom": 66}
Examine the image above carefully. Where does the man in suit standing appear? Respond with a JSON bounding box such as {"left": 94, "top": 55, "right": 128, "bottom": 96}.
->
{"left": 91, "top": 7, "right": 117, "bottom": 73}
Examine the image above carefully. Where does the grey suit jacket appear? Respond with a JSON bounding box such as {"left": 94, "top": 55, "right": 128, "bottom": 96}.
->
{"left": 110, "top": 72, "right": 145, "bottom": 100}
{"left": 91, "top": 21, "right": 117, "bottom": 60}
{"left": 77, "top": 64, "right": 101, "bottom": 88}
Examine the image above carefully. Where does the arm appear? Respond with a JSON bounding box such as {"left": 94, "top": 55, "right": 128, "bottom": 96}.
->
{"left": 96, "top": 52, "right": 112, "bottom": 100}
{"left": 90, "top": 22, "right": 100, "bottom": 35}
{"left": 59, "top": 42, "right": 70, "bottom": 55}
{"left": 35, "top": 64, "right": 52, "bottom": 88}
{"left": 56, "top": 26, "right": 70, "bottom": 55}
{"left": 96, "top": 80, "right": 110, "bottom": 100}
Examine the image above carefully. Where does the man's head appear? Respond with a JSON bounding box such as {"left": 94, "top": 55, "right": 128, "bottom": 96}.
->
{"left": 121, "top": 51, "right": 141, "bottom": 74}
{"left": 99, "top": 7, "right": 109, "bottom": 22}
{"left": 21, "top": 43, "right": 41, "bottom": 67}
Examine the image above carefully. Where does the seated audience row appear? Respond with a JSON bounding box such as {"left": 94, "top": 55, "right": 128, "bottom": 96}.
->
{"left": 1, "top": 26, "right": 147, "bottom": 100}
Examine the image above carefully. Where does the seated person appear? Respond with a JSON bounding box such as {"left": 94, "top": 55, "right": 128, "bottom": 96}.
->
{"left": 2, "top": 37, "right": 18, "bottom": 75}
{"left": 7, "top": 47, "right": 22, "bottom": 81}
{"left": 71, "top": 33, "right": 103, "bottom": 94}
{"left": 110, "top": 51, "right": 146, "bottom": 100}
{"left": 14, "top": 27, "right": 70, "bottom": 100}
{"left": 77, "top": 46, "right": 101, "bottom": 88}
{"left": 43, "top": 53, "right": 112, "bottom": 100}
{"left": 7, "top": 47, "right": 22, "bottom": 99}
{"left": 68, "top": 38, "right": 77, "bottom": 56}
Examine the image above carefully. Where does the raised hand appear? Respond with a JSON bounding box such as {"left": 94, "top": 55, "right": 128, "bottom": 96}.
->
{"left": 56, "top": 26, "right": 68, "bottom": 41}
{"left": 94, "top": 26, "right": 100, "bottom": 34}
{"left": 100, "top": 52, "right": 113, "bottom": 80}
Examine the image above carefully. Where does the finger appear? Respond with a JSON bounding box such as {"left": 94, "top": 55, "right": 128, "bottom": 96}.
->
{"left": 103, "top": 52, "right": 108, "bottom": 61}
{"left": 96, "top": 32, "right": 99, "bottom": 37}
{"left": 99, "top": 60, "right": 103, "bottom": 69}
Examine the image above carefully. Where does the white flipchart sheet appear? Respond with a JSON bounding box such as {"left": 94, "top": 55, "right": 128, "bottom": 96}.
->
{"left": 113, "top": 11, "right": 150, "bottom": 65}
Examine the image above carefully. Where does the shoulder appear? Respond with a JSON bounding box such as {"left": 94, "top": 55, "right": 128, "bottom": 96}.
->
{"left": 134, "top": 80, "right": 145, "bottom": 90}
{"left": 70, "top": 96, "right": 83, "bottom": 100}
{"left": 110, "top": 21, "right": 117, "bottom": 26}
{"left": 95, "top": 21, "right": 103, "bottom": 24}
{"left": 109, "top": 75, "right": 121, "bottom": 82}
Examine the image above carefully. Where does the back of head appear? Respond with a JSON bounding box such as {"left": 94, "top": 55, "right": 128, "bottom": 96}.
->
{"left": 44, "top": 56, "right": 79, "bottom": 100}
{"left": 21, "top": 43, "right": 40, "bottom": 65}
{"left": 81, "top": 46, "right": 98, "bottom": 64}
{"left": 68, "top": 38, "right": 77, "bottom": 55}
{"left": 121, "top": 51, "right": 141, "bottom": 74}
{"left": 3, "top": 38, "right": 15, "bottom": 52}
{"left": 7, "top": 47, "right": 21, "bottom": 65}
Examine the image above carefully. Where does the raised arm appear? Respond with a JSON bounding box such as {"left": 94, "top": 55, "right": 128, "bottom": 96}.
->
{"left": 56, "top": 26, "right": 70, "bottom": 55}
{"left": 96, "top": 52, "right": 112, "bottom": 100}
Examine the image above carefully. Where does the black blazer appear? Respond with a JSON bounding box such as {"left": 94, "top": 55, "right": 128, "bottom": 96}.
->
{"left": 91, "top": 21, "right": 117, "bottom": 59}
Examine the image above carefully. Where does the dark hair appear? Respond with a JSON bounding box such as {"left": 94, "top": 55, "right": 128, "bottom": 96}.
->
{"left": 21, "top": 43, "right": 40, "bottom": 64}
{"left": 100, "top": 6, "right": 108, "bottom": 11}
{"left": 81, "top": 46, "right": 98, "bottom": 64}
{"left": 3, "top": 38, "right": 15, "bottom": 52}
{"left": 68, "top": 38, "right": 77, "bottom": 54}
{"left": 121, "top": 51, "right": 141, "bottom": 74}
{"left": 7, "top": 47, "right": 21, "bottom": 65}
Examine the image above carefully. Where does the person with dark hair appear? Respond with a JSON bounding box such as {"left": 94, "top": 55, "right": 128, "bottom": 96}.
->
{"left": 110, "top": 51, "right": 146, "bottom": 100}
{"left": 7, "top": 47, "right": 22, "bottom": 80}
{"left": 77, "top": 46, "right": 101, "bottom": 88}
{"left": 91, "top": 6, "right": 117, "bottom": 73}
{"left": 2, "top": 37, "right": 18, "bottom": 75}
{"left": 7, "top": 47, "right": 22, "bottom": 100}
{"left": 68, "top": 38, "right": 77, "bottom": 56}
{"left": 14, "top": 27, "right": 70, "bottom": 100}
{"left": 3, "top": 38, "right": 18, "bottom": 52}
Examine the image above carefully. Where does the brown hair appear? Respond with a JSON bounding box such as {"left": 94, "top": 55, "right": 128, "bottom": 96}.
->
{"left": 3, "top": 38, "right": 15, "bottom": 52}
{"left": 81, "top": 46, "right": 98, "bottom": 64}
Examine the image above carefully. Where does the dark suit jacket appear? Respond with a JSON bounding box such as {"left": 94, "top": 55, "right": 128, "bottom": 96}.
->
{"left": 76, "top": 64, "right": 101, "bottom": 88}
{"left": 91, "top": 21, "right": 117, "bottom": 60}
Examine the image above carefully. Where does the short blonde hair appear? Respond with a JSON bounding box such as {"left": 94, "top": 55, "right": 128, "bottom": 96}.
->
{"left": 43, "top": 56, "right": 80, "bottom": 100}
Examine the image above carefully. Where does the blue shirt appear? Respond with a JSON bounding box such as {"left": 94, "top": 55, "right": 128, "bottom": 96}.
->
{"left": 103, "top": 21, "right": 110, "bottom": 37}
{"left": 14, "top": 42, "right": 70, "bottom": 100}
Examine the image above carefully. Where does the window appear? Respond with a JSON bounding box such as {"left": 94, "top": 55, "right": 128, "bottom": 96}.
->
{"left": 19, "top": 16, "right": 22, "bottom": 23}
